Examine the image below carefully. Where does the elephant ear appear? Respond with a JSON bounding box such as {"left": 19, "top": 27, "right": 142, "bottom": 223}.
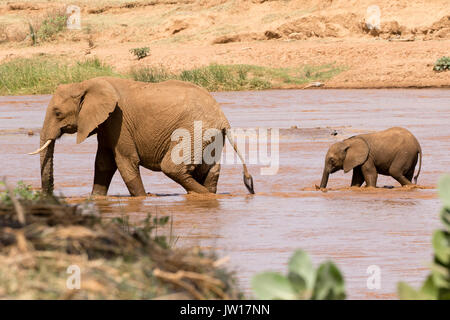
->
{"left": 75, "top": 79, "right": 119, "bottom": 144}
{"left": 343, "top": 138, "right": 369, "bottom": 173}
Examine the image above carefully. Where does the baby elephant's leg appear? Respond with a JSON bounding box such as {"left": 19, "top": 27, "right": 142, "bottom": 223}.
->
{"left": 405, "top": 154, "right": 418, "bottom": 183}
{"left": 389, "top": 153, "right": 414, "bottom": 186}
{"left": 351, "top": 166, "right": 365, "bottom": 187}
{"left": 361, "top": 159, "right": 378, "bottom": 187}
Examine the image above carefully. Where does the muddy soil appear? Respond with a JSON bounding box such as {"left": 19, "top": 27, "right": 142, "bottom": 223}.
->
{"left": 1, "top": 89, "right": 449, "bottom": 299}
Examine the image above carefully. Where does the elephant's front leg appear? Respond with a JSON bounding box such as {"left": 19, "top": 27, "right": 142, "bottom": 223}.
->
{"left": 350, "top": 166, "right": 365, "bottom": 187}
{"left": 361, "top": 159, "right": 378, "bottom": 187}
{"left": 92, "top": 146, "right": 117, "bottom": 196}
{"left": 114, "top": 151, "right": 147, "bottom": 197}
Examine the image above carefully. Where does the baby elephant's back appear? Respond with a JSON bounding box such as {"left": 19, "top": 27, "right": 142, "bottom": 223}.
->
{"left": 381, "top": 127, "right": 419, "bottom": 147}
{"left": 369, "top": 127, "right": 421, "bottom": 156}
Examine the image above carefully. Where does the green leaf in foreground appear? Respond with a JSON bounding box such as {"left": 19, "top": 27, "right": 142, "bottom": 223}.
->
{"left": 287, "top": 250, "right": 316, "bottom": 297}
{"left": 438, "top": 175, "right": 450, "bottom": 209}
{"left": 398, "top": 175, "right": 450, "bottom": 300}
{"left": 251, "top": 272, "right": 297, "bottom": 300}
{"left": 432, "top": 230, "right": 450, "bottom": 265}
{"left": 398, "top": 281, "right": 433, "bottom": 300}
{"left": 312, "top": 262, "right": 346, "bottom": 300}
{"left": 252, "top": 250, "right": 346, "bottom": 300}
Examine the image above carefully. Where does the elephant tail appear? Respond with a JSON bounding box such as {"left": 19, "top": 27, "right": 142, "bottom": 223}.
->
{"left": 413, "top": 145, "right": 422, "bottom": 184}
{"left": 224, "top": 129, "right": 255, "bottom": 194}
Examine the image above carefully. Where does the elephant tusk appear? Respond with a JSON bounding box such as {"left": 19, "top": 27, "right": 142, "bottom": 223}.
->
{"left": 28, "top": 140, "right": 52, "bottom": 155}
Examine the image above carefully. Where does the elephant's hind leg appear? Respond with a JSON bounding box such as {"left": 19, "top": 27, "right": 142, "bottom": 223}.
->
{"left": 203, "top": 163, "right": 221, "bottom": 193}
{"left": 192, "top": 163, "right": 221, "bottom": 193}
{"left": 161, "top": 153, "right": 210, "bottom": 194}
{"left": 92, "top": 146, "right": 117, "bottom": 196}
{"left": 389, "top": 153, "right": 415, "bottom": 186}
{"left": 405, "top": 166, "right": 415, "bottom": 183}
{"left": 405, "top": 154, "right": 418, "bottom": 183}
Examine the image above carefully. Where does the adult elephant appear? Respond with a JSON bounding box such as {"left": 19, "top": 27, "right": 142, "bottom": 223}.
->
{"left": 29, "top": 77, "right": 254, "bottom": 196}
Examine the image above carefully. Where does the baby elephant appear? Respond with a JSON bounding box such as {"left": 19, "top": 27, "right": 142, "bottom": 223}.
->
{"left": 319, "top": 127, "right": 422, "bottom": 188}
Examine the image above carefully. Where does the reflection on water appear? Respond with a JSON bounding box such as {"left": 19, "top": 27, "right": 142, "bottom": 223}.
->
{"left": 1, "top": 89, "right": 449, "bottom": 299}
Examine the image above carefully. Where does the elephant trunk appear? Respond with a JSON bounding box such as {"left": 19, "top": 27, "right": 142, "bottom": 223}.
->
{"left": 39, "top": 114, "right": 59, "bottom": 195}
{"left": 40, "top": 136, "right": 55, "bottom": 195}
{"left": 320, "top": 168, "right": 329, "bottom": 189}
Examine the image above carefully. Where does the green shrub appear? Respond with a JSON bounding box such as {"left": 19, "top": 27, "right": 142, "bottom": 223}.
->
{"left": 37, "top": 12, "right": 67, "bottom": 41}
{"left": 0, "top": 181, "right": 41, "bottom": 205}
{"left": 27, "top": 10, "right": 67, "bottom": 45}
{"left": 398, "top": 175, "right": 450, "bottom": 299}
{"left": 433, "top": 56, "right": 450, "bottom": 72}
{"left": 130, "top": 65, "right": 174, "bottom": 83}
{"left": 130, "top": 63, "right": 343, "bottom": 91}
{"left": 252, "top": 249, "right": 346, "bottom": 300}
{"left": 130, "top": 47, "right": 150, "bottom": 60}
{"left": 112, "top": 213, "right": 178, "bottom": 249}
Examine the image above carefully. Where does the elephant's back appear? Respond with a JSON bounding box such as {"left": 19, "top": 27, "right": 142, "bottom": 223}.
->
{"left": 380, "top": 127, "right": 420, "bottom": 149}
{"left": 368, "top": 127, "right": 421, "bottom": 156}
{"left": 118, "top": 79, "right": 230, "bottom": 167}
{"left": 143, "top": 80, "right": 230, "bottom": 129}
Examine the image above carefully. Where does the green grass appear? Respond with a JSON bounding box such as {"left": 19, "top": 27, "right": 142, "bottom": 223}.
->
{"left": 131, "top": 63, "right": 345, "bottom": 91}
{"left": 0, "top": 56, "right": 120, "bottom": 95}
{"left": 0, "top": 57, "right": 345, "bottom": 95}
{"left": 129, "top": 65, "right": 173, "bottom": 83}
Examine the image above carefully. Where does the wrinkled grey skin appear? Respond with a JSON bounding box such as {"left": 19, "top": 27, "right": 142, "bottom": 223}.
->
{"left": 37, "top": 77, "right": 254, "bottom": 197}
{"left": 320, "top": 127, "right": 422, "bottom": 188}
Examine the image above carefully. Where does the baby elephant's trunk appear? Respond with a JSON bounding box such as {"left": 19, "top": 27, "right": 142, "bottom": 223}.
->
{"left": 320, "top": 168, "right": 329, "bottom": 189}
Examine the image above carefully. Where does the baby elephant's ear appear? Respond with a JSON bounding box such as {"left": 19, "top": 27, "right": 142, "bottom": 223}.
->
{"left": 76, "top": 78, "right": 119, "bottom": 144}
{"left": 343, "top": 138, "right": 369, "bottom": 173}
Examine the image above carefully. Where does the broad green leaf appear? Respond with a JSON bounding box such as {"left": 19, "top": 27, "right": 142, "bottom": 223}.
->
{"left": 398, "top": 282, "right": 431, "bottom": 300}
{"left": 432, "top": 230, "right": 450, "bottom": 264}
{"left": 440, "top": 207, "right": 450, "bottom": 231}
{"left": 287, "top": 250, "right": 316, "bottom": 296}
{"left": 430, "top": 262, "right": 450, "bottom": 289}
{"left": 439, "top": 289, "right": 450, "bottom": 299}
{"left": 251, "top": 272, "right": 297, "bottom": 300}
{"left": 438, "top": 175, "right": 450, "bottom": 209}
{"left": 312, "top": 262, "right": 345, "bottom": 300}
{"left": 420, "top": 275, "right": 439, "bottom": 299}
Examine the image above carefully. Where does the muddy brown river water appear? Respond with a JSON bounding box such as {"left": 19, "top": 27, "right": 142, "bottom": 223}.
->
{"left": 1, "top": 89, "right": 449, "bottom": 299}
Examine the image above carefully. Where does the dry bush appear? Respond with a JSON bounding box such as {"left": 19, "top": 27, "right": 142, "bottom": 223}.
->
{"left": 0, "top": 23, "right": 7, "bottom": 43}
{"left": 0, "top": 23, "right": 28, "bottom": 43}
{"left": 0, "top": 184, "right": 240, "bottom": 299}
